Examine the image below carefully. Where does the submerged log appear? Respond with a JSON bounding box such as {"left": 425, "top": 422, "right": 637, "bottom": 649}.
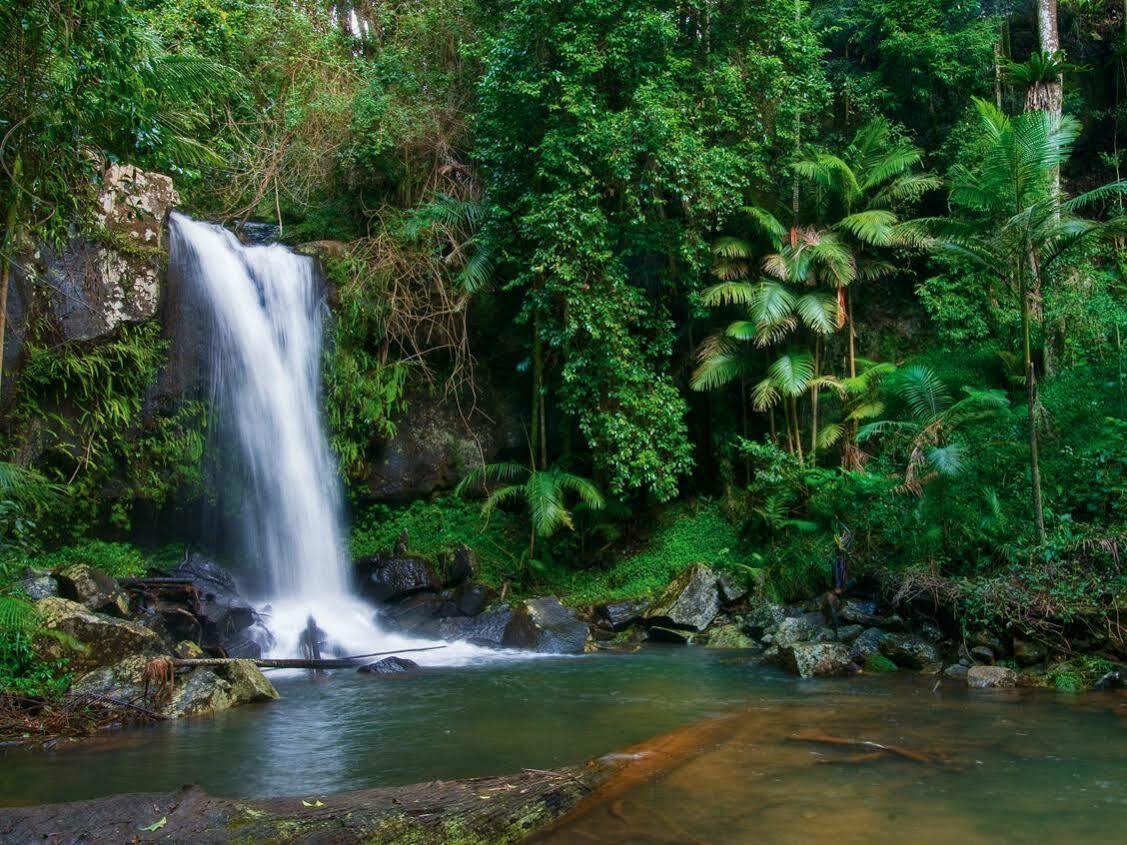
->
{"left": 0, "top": 764, "right": 616, "bottom": 844}
{"left": 171, "top": 645, "right": 447, "bottom": 671}
{"left": 787, "top": 730, "right": 949, "bottom": 766}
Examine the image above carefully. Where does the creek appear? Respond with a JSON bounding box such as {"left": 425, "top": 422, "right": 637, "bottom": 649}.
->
{"left": 1, "top": 648, "right": 1124, "bottom": 843}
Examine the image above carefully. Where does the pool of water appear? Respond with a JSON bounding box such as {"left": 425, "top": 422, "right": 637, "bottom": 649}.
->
{"left": 1, "top": 647, "right": 1124, "bottom": 843}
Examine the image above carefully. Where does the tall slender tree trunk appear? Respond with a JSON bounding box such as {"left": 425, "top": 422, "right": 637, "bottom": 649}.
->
{"left": 809, "top": 338, "right": 820, "bottom": 460}
{"left": 0, "top": 156, "right": 21, "bottom": 399}
{"left": 1021, "top": 255, "right": 1047, "bottom": 544}
{"left": 531, "top": 312, "right": 546, "bottom": 471}
{"left": 1032, "top": 0, "right": 1063, "bottom": 117}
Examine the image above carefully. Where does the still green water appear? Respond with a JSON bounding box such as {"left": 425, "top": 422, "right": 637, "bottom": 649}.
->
{"left": 0, "top": 648, "right": 1124, "bottom": 843}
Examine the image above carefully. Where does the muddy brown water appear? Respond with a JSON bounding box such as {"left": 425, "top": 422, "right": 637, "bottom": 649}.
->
{"left": 1, "top": 648, "right": 1124, "bottom": 842}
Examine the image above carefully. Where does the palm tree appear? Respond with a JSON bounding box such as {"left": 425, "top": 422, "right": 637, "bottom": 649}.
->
{"left": 903, "top": 103, "right": 1126, "bottom": 540}
{"left": 455, "top": 461, "right": 605, "bottom": 560}
{"left": 857, "top": 365, "right": 1010, "bottom": 495}
{"left": 792, "top": 118, "right": 939, "bottom": 378}
{"left": 691, "top": 210, "right": 846, "bottom": 462}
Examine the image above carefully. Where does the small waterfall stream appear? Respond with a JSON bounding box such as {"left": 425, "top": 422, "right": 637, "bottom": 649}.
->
{"left": 168, "top": 213, "right": 499, "bottom": 665}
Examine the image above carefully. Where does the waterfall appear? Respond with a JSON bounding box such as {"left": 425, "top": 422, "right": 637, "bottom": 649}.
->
{"left": 168, "top": 213, "right": 503, "bottom": 666}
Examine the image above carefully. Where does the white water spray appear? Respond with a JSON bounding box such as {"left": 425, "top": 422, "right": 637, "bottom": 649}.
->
{"left": 169, "top": 213, "right": 509, "bottom": 667}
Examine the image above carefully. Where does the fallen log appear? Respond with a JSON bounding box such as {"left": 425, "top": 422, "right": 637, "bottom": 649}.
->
{"left": 787, "top": 730, "right": 945, "bottom": 765}
{"left": 172, "top": 645, "right": 447, "bottom": 670}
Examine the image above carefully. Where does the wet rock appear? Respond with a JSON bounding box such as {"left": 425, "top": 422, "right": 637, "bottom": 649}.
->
{"left": 363, "top": 556, "right": 440, "bottom": 603}
{"left": 218, "top": 659, "right": 279, "bottom": 704}
{"left": 596, "top": 599, "right": 647, "bottom": 631}
{"left": 380, "top": 593, "right": 445, "bottom": 634}
{"left": 503, "top": 597, "right": 590, "bottom": 654}
{"left": 779, "top": 643, "right": 857, "bottom": 678}
{"left": 463, "top": 606, "right": 513, "bottom": 648}
{"left": 716, "top": 573, "right": 750, "bottom": 605}
{"left": 643, "top": 563, "right": 720, "bottom": 632}
{"left": 358, "top": 656, "right": 420, "bottom": 675}
{"left": 968, "top": 630, "right": 1005, "bottom": 655}
{"left": 72, "top": 656, "right": 154, "bottom": 704}
{"left": 919, "top": 622, "right": 944, "bottom": 642}
{"left": 834, "top": 624, "right": 864, "bottom": 644}
{"left": 1012, "top": 637, "right": 1046, "bottom": 667}
{"left": 944, "top": 663, "right": 970, "bottom": 680}
{"left": 705, "top": 624, "right": 754, "bottom": 649}
{"left": 773, "top": 616, "right": 832, "bottom": 648}
{"left": 174, "top": 640, "right": 205, "bottom": 659}
{"left": 167, "top": 668, "right": 234, "bottom": 717}
{"left": 879, "top": 633, "right": 942, "bottom": 671}
{"left": 35, "top": 598, "right": 165, "bottom": 673}
{"left": 848, "top": 627, "right": 885, "bottom": 664}
{"left": 744, "top": 600, "right": 786, "bottom": 638}
{"left": 54, "top": 564, "right": 130, "bottom": 618}
{"left": 966, "top": 665, "right": 1018, "bottom": 689}
{"left": 37, "top": 164, "right": 176, "bottom": 343}
{"left": 21, "top": 572, "right": 58, "bottom": 601}
{"left": 453, "top": 582, "right": 494, "bottom": 617}
{"left": 837, "top": 599, "right": 884, "bottom": 627}
{"left": 970, "top": 646, "right": 995, "bottom": 665}
{"left": 1093, "top": 671, "right": 1124, "bottom": 691}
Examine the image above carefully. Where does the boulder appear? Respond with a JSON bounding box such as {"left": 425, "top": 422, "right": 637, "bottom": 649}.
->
{"left": 744, "top": 600, "right": 786, "bottom": 638}
{"left": 779, "top": 643, "right": 857, "bottom": 678}
{"left": 166, "top": 668, "right": 234, "bottom": 718}
{"left": 453, "top": 582, "right": 495, "bottom": 617}
{"left": 54, "top": 564, "right": 131, "bottom": 618}
{"left": 380, "top": 593, "right": 446, "bottom": 634}
{"left": 837, "top": 599, "right": 885, "bottom": 627}
{"left": 966, "top": 665, "right": 1018, "bottom": 689}
{"left": 170, "top": 554, "right": 267, "bottom": 656}
{"left": 596, "top": 599, "right": 647, "bottom": 631}
{"left": 220, "top": 659, "right": 279, "bottom": 704}
{"left": 716, "top": 573, "right": 750, "bottom": 605}
{"left": 363, "top": 556, "right": 440, "bottom": 603}
{"left": 834, "top": 624, "right": 864, "bottom": 644}
{"left": 502, "top": 597, "right": 590, "bottom": 654}
{"left": 166, "top": 661, "right": 279, "bottom": 718}
{"left": 705, "top": 624, "right": 754, "bottom": 649}
{"left": 643, "top": 564, "right": 720, "bottom": 632}
{"left": 944, "top": 663, "right": 970, "bottom": 680}
{"left": 174, "top": 640, "right": 205, "bottom": 659}
{"left": 358, "top": 656, "right": 420, "bottom": 676}
{"left": 71, "top": 655, "right": 154, "bottom": 704}
{"left": 21, "top": 572, "right": 58, "bottom": 601}
{"left": 773, "top": 615, "right": 833, "bottom": 648}
{"left": 462, "top": 606, "right": 513, "bottom": 648}
{"left": 35, "top": 598, "right": 165, "bottom": 673}
{"left": 1093, "top": 671, "right": 1124, "bottom": 691}
{"left": 879, "top": 633, "right": 942, "bottom": 671}
{"left": 1012, "top": 637, "right": 1046, "bottom": 667}
{"left": 849, "top": 627, "right": 885, "bottom": 664}
{"left": 31, "top": 164, "right": 177, "bottom": 343}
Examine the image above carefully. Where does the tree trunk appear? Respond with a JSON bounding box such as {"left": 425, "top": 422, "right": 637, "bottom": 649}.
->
{"left": 1032, "top": 0, "right": 1062, "bottom": 115}
{"left": 1021, "top": 257, "right": 1047, "bottom": 544}
{"left": 0, "top": 156, "right": 21, "bottom": 398}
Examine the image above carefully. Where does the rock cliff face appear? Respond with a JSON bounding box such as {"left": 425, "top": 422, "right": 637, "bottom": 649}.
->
{"left": 4, "top": 164, "right": 178, "bottom": 388}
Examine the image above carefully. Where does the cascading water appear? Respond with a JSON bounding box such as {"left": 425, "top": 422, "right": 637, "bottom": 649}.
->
{"left": 168, "top": 213, "right": 504, "bottom": 666}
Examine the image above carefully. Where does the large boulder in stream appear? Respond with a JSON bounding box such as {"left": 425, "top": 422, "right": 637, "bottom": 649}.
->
{"left": 596, "top": 599, "right": 647, "bottom": 631}
{"left": 879, "top": 633, "right": 942, "bottom": 672}
{"left": 778, "top": 643, "right": 857, "bottom": 678}
{"left": 35, "top": 598, "right": 165, "bottom": 673}
{"left": 54, "top": 564, "right": 131, "bottom": 618}
{"left": 170, "top": 554, "right": 269, "bottom": 657}
{"left": 166, "top": 661, "right": 279, "bottom": 719}
{"left": 358, "top": 656, "right": 420, "bottom": 676}
{"left": 502, "top": 597, "right": 590, "bottom": 654}
{"left": 642, "top": 564, "right": 720, "bottom": 632}
{"left": 966, "top": 665, "right": 1018, "bottom": 689}
{"left": 361, "top": 555, "right": 440, "bottom": 603}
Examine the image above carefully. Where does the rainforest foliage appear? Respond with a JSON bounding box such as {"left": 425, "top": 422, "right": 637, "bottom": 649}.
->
{"left": 2, "top": 0, "right": 1127, "bottom": 614}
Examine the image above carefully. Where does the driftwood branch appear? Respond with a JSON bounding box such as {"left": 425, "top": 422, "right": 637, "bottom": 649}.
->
{"left": 172, "top": 645, "right": 447, "bottom": 671}
{"left": 787, "top": 731, "right": 947, "bottom": 766}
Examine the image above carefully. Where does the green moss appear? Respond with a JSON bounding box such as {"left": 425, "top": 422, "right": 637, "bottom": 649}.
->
{"left": 864, "top": 654, "right": 898, "bottom": 673}
{"left": 29, "top": 541, "right": 148, "bottom": 579}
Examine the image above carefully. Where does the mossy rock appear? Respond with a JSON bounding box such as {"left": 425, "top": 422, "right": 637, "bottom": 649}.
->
{"left": 864, "top": 653, "right": 898, "bottom": 673}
